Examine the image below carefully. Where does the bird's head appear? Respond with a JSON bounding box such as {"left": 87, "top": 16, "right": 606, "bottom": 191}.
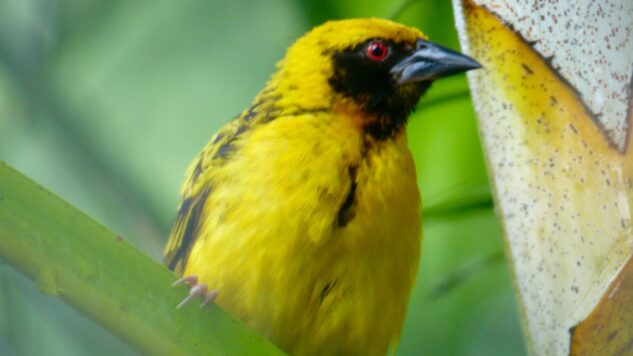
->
{"left": 258, "top": 18, "right": 480, "bottom": 139}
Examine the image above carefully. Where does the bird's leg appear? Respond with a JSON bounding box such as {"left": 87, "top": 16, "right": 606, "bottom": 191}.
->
{"left": 172, "top": 275, "right": 218, "bottom": 308}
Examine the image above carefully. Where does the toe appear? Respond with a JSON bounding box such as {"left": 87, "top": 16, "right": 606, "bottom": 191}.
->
{"left": 175, "top": 281, "right": 209, "bottom": 309}
{"left": 200, "top": 289, "right": 219, "bottom": 307}
{"left": 172, "top": 275, "right": 198, "bottom": 287}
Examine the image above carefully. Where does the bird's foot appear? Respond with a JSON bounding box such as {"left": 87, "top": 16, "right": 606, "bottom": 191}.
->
{"left": 172, "top": 275, "right": 218, "bottom": 309}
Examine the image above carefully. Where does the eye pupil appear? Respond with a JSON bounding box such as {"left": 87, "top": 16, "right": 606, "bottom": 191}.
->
{"left": 366, "top": 41, "right": 388, "bottom": 61}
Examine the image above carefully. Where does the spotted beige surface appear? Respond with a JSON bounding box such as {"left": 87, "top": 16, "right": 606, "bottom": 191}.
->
{"left": 453, "top": 0, "right": 633, "bottom": 354}
{"left": 467, "top": 0, "right": 633, "bottom": 151}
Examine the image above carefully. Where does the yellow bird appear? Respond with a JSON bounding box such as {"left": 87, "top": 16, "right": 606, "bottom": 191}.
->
{"left": 164, "top": 18, "right": 479, "bottom": 355}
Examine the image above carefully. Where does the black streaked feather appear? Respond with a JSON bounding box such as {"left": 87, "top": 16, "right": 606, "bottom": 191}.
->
{"left": 165, "top": 188, "right": 211, "bottom": 272}
{"left": 337, "top": 166, "right": 358, "bottom": 227}
{"left": 320, "top": 280, "right": 338, "bottom": 304}
{"left": 213, "top": 142, "right": 236, "bottom": 160}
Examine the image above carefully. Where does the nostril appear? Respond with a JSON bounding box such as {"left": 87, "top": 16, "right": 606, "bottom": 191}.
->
{"left": 416, "top": 40, "right": 428, "bottom": 50}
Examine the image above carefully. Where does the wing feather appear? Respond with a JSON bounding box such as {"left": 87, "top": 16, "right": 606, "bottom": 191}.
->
{"left": 163, "top": 101, "right": 270, "bottom": 272}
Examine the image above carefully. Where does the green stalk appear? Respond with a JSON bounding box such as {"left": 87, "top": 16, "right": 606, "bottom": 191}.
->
{"left": 0, "top": 161, "right": 283, "bottom": 355}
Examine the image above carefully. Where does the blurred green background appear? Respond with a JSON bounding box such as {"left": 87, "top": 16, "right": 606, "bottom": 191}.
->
{"left": 0, "top": 0, "right": 525, "bottom": 354}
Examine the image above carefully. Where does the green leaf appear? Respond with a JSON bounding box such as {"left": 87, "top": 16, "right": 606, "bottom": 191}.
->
{"left": 0, "top": 161, "right": 283, "bottom": 356}
{"left": 409, "top": 75, "right": 491, "bottom": 215}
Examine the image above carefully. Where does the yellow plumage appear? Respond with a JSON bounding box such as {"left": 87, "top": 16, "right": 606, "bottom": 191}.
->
{"left": 164, "top": 18, "right": 479, "bottom": 355}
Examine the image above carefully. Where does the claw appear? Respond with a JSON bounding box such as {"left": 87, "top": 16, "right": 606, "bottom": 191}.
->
{"left": 200, "top": 289, "right": 218, "bottom": 307}
{"left": 173, "top": 275, "right": 218, "bottom": 309}
{"left": 172, "top": 275, "right": 198, "bottom": 287}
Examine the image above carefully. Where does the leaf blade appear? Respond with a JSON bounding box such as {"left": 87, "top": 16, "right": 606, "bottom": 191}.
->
{"left": 0, "top": 161, "right": 283, "bottom": 356}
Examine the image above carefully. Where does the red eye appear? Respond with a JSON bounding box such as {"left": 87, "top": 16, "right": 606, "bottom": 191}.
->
{"left": 366, "top": 40, "right": 388, "bottom": 62}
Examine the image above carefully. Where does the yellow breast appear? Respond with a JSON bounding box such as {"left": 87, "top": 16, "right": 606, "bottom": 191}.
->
{"left": 182, "top": 110, "right": 421, "bottom": 355}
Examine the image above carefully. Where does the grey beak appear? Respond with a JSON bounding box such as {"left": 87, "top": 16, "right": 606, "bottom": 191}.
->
{"left": 391, "top": 39, "right": 481, "bottom": 85}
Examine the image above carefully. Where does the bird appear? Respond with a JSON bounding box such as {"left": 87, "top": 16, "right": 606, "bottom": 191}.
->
{"left": 163, "top": 18, "right": 480, "bottom": 355}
